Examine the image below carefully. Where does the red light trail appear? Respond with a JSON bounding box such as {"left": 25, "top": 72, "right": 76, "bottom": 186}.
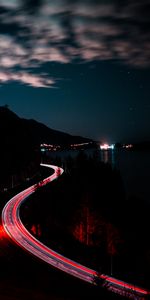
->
{"left": 2, "top": 164, "right": 149, "bottom": 298}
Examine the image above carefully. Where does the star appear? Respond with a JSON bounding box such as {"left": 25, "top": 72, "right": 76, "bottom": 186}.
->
{"left": 129, "top": 107, "right": 133, "bottom": 111}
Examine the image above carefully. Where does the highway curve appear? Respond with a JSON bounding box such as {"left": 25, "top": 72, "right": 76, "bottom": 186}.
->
{"left": 2, "top": 164, "right": 149, "bottom": 298}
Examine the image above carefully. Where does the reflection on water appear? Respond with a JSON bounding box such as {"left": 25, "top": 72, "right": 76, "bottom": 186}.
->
{"left": 101, "top": 149, "right": 150, "bottom": 203}
{"left": 101, "top": 149, "right": 115, "bottom": 167}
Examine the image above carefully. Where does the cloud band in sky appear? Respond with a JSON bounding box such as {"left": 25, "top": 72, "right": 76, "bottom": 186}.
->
{"left": 0, "top": 0, "right": 149, "bottom": 87}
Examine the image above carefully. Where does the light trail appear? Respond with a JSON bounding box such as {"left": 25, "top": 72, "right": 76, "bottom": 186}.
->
{"left": 2, "top": 163, "right": 149, "bottom": 298}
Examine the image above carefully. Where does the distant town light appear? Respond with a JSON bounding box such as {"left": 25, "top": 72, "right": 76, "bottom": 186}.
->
{"left": 123, "top": 144, "right": 133, "bottom": 149}
{"left": 100, "top": 143, "right": 114, "bottom": 150}
{"left": 40, "top": 143, "right": 61, "bottom": 151}
{"left": 110, "top": 144, "right": 115, "bottom": 150}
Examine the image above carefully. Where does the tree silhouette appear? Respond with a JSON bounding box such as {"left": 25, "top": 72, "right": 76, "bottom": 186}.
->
{"left": 106, "top": 223, "right": 122, "bottom": 275}
{"left": 4, "top": 104, "right": 9, "bottom": 109}
{"left": 93, "top": 271, "right": 110, "bottom": 294}
{"left": 72, "top": 192, "right": 107, "bottom": 249}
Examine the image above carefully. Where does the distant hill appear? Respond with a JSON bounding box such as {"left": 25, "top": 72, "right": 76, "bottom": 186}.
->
{"left": 0, "top": 105, "right": 92, "bottom": 146}
{"left": 0, "top": 106, "right": 92, "bottom": 177}
{"left": 21, "top": 117, "right": 92, "bottom": 146}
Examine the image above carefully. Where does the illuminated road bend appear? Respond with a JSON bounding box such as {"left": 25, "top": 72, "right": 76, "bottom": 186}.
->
{"left": 2, "top": 164, "right": 149, "bottom": 298}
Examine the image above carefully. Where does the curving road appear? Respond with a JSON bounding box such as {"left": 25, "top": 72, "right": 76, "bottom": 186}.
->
{"left": 2, "top": 164, "right": 149, "bottom": 298}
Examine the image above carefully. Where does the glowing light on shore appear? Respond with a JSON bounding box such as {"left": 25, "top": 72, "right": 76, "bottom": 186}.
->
{"left": 100, "top": 143, "right": 114, "bottom": 150}
{"left": 123, "top": 144, "right": 133, "bottom": 149}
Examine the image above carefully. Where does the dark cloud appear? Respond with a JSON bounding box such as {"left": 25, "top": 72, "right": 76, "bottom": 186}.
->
{"left": 21, "top": 0, "right": 43, "bottom": 14}
{"left": 0, "top": 0, "right": 149, "bottom": 87}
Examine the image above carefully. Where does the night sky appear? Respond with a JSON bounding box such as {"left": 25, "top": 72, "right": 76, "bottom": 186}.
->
{"left": 0, "top": 0, "right": 150, "bottom": 143}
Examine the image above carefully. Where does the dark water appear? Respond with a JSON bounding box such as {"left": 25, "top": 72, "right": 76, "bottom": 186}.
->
{"left": 47, "top": 148, "right": 150, "bottom": 204}
{"left": 105, "top": 149, "right": 150, "bottom": 203}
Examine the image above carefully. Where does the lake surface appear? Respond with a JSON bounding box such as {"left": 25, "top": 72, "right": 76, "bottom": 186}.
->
{"left": 108, "top": 149, "right": 150, "bottom": 203}
{"left": 47, "top": 148, "right": 150, "bottom": 204}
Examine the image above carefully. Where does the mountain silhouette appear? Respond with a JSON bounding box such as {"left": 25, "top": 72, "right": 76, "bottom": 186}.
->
{"left": 0, "top": 106, "right": 92, "bottom": 179}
